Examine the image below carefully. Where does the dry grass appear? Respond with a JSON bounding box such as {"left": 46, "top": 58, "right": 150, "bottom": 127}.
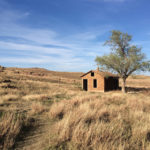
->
{"left": 0, "top": 112, "right": 32, "bottom": 149}
{"left": 29, "top": 102, "right": 46, "bottom": 115}
{"left": 22, "top": 94, "right": 48, "bottom": 101}
{"left": 0, "top": 67, "right": 82, "bottom": 149}
{"left": 48, "top": 94, "right": 150, "bottom": 150}
{"left": 0, "top": 94, "right": 19, "bottom": 106}
{"left": 1, "top": 94, "right": 19, "bottom": 101}
{"left": 0, "top": 67, "right": 150, "bottom": 150}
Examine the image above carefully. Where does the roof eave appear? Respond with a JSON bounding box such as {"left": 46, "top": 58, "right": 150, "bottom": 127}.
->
{"left": 80, "top": 70, "right": 93, "bottom": 77}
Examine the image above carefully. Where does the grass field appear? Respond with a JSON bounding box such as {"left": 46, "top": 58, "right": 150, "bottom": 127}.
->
{"left": 0, "top": 67, "right": 150, "bottom": 150}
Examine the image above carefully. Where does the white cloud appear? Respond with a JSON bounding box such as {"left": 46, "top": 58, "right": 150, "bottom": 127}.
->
{"left": 0, "top": 3, "right": 111, "bottom": 72}
{"left": 73, "top": 32, "right": 99, "bottom": 40}
{"left": 0, "top": 41, "right": 72, "bottom": 57}
{"left": 72, "top": 29, "right": 109, "bottom": 41}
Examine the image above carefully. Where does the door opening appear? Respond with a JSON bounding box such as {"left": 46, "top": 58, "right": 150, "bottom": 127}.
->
{"left": 83, "top": 79, "right": 88, "bottom": 91}
{"left": 93, "top": 79, "right": 97, "bottom": 88}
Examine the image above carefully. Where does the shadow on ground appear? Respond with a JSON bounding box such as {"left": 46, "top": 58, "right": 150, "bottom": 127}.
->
{"left": 126, "top": 87, "right": 150, "bottom": 93}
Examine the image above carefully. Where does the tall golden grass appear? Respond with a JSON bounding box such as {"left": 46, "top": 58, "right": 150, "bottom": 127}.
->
{"left": 49, "top": 94, "right": 150, "bottom": 150}
{"left": 0, "top": 67, "right": 82, "bottom": 149}
{"left": 0, "top": 112, "right": 32, "bottom": 149}
{"left": 0, "top": 67, "right": 150, "bottom": 150}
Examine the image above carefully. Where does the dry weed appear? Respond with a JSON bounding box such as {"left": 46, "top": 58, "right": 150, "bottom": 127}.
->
{"left": 29, "top": 102, "right": 46, "bottom": 115}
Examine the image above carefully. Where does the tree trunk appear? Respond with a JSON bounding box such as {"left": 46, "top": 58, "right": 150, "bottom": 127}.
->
{"left": 122, "top": 78, "right": 126, "bottom": 93}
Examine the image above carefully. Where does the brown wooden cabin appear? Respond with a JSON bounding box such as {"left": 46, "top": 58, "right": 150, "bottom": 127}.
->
{"left": 81, "top": 69, "right": 119, "bottom": 92}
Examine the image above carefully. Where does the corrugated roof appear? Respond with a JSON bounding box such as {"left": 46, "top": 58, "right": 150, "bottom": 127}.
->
{"left": 80, "top": 70, "right": 119, "bottom": 78}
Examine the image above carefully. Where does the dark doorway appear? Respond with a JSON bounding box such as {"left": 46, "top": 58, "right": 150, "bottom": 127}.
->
{"left": 105, "top": 77, "right": 119, "bottom": 91}
{"left": 93, "top": 79, "right": 97, "bottom": 88}
{"left": 83, "top": 79, "right": 88, "bottom": 91}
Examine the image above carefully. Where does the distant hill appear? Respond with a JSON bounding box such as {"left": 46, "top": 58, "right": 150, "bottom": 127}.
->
{"left": 6, "top": 67, "right": 84, "bottom": 80}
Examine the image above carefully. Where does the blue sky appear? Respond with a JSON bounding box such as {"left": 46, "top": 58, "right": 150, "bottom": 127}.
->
{"left": 0, "top": 0, "right": 150, "bottom": 72}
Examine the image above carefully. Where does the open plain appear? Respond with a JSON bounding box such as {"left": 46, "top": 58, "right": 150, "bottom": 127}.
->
{"left": 0, "top": 67, "right": 150, "bottom": 150}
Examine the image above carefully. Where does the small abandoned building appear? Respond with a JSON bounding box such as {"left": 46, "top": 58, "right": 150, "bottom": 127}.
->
{"left": 81, "top": 68, "right": 119, "bottom": 92}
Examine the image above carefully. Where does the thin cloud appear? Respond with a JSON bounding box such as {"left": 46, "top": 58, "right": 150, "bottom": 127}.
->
{"left": 72, "top": 29, "right": 110, "bottom": 41}
{"left": 0, "top": 3, "right": 112, "bottom": 72}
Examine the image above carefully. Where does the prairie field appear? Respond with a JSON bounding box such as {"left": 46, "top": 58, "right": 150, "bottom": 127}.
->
{"left": 0, "top": 67, "right": 150, "bottom": 150}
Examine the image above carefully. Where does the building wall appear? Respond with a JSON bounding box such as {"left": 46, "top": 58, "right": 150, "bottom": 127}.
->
{"left": 82, "top": 72, "right": 105, "bottom": 92}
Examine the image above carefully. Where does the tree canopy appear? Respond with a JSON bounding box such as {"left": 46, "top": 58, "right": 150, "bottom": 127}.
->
{"left": 95, "top": 30, "right": 150, "bottom": 93}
